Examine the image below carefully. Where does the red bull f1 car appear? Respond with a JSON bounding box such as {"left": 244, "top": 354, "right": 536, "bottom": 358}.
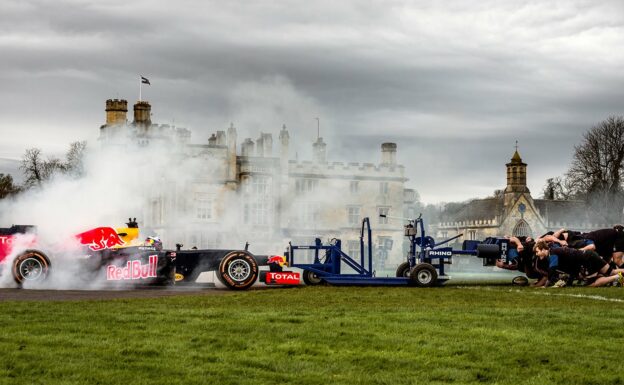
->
{"left": 0, "top": 219, "right": 297, "bottom": 290}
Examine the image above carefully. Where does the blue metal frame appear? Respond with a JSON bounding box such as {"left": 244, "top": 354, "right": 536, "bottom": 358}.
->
{"left": 286, "top": 215, "right": 508, "bottom": 286}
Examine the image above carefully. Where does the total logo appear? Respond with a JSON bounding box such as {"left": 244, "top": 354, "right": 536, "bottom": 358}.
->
{"left": 429, "top": 250, "right": 453, "bottom": 257}
{"left": 265, "top": 272, "right": 300, "bottom": 285}
{"left": 106, "top": 255, "right": 158, "bottom": 280}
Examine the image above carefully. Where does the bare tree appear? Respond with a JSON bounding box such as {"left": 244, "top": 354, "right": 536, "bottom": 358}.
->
{"left": 565, "top": 116, "right": 624, "bottom": 222}
{"left": 21, "top": 148, "right": 46, "bottom": 188}
{"left": 64, "top": 141, "right": 87, "bottom": 177}
{"left": 20, "top": 141, "right": 88, "bottom": 189}
{"left": 541, "top": 177, "right": 573, "bottom": 200}
{"left": 0, "top": 174, "right": 20, "bottom": 199}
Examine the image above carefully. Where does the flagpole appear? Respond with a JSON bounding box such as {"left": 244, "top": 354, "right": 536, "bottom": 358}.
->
{"left": 139, "top": 76, "right": 142, "bottom": 102}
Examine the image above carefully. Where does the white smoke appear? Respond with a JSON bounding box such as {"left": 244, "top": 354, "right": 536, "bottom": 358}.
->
{"left": 0, "top": 76, "right": 416, "bottom": 288}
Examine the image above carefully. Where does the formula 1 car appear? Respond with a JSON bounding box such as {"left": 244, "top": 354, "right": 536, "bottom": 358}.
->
{"left": 0, "top": 218, "right": 274, "bottom": 290}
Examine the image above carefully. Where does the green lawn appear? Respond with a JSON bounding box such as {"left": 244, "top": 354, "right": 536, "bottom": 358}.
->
{"left": 1, "top": 285, "right": 623, "bottom": 385}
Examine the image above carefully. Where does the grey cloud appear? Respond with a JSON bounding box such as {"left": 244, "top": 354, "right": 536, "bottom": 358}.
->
{"left": 1, "top": 0, "right": 624, "bottom": 202}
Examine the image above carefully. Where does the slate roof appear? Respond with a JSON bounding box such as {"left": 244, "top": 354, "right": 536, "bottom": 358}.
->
{"left": 439, "top": 197, "right": 502, "bottom": 222}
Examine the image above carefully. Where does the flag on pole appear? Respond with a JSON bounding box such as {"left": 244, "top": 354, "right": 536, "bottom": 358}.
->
{"left": 141, "top": 76, "right": 151, "bottom": 85}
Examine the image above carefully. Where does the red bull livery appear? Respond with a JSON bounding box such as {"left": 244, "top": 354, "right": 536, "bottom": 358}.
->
{"left": 1, "top": 218, "right": 274, "bottom": 290}
{"left": 76, "top": 227, "right": 126, "bottom": 251}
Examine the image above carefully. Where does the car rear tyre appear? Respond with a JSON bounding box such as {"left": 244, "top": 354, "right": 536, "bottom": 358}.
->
{"left": 217, "top": 251, "right": 258, "bottom": 290}
{"left": 12, "top": 250, "right": 50, "bottom": 285}
{"left": 395, "top": 262, "right": 411, "bottom": 278}
{"left": 409, "top": 263, "right": 437, "bottom": 287}
{"left": 302, "top": 270, "right": 324, "bottom": 285}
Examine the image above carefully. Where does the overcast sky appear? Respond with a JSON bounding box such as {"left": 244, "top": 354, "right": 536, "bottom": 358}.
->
{"left": 1, "top": 0, "right": 623, "bottom": 203}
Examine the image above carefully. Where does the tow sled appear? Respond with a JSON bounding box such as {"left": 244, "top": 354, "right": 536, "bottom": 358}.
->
{"left": 285, "top": 215, "right": 508, "bottom": 287}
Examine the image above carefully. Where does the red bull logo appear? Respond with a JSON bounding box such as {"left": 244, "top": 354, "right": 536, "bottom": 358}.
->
{"left": 106, "top": 255, "right": 158, "bottom": 280}
{"left": 76, "top": 227, "right": 125, "bottom": 251}
{"left": 267, "top": 255, "right": 288, "bottom": 267}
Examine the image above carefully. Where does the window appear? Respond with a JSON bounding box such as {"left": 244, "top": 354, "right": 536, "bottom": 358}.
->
{"left": 151, "top": 199, "right": 162, "bottom": 225}
{"left": 347, "top": 240, "right": 360, "bottom": 259}
{"left": 441, "top": 231, "right": 448, "bottom": 239}
{"left": 195, "top": 194, "right": 212, "bottom": 221}
{"left": 296, "top": 202, "right": 320, "bottom": 224}
{"left": 350, "top": 181, "right": 359, "bottom": 195}
{"left": 513, "top": 220, "right": 532, "bottom": 238}
{"left": 379, "top": 182, "right": 389, "bottom": 195}
{"left": 377, "top": 236, "right": 393, "bottom": 251}
{"left": 296, "top": 179, "right": 318, "bottom": 194}
{"left": 251, "top": 176, "right": 270, "bottom": 195}
{"left": 468, "top": 230, "right": 477, "bottom": 240}
{"left": 347, "top": 206, "right": 360, "bottom": 226}
{"left": 378, "top": 207, "right": 389, "bottom": 224}
{"left": 244, "top": 201, "right": 270, "bottom": 225}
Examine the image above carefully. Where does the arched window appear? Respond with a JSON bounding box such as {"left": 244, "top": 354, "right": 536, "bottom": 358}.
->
{"left": 513, "top": 220, "right": 532, "bottom": 238}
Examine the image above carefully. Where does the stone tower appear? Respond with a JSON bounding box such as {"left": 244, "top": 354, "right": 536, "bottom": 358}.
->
{"left": 105, "top": 99, "right": 128, "bottom": 125}
{"left": 133, "top": 101, "right": 152, "bottom": 126}
{"left": 504, "top": 148, "right": 530, "bottom": 207}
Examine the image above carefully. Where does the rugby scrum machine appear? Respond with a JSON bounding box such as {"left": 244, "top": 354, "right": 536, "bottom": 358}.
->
{"left": 285, "top": 215, "right": 508, "bottom": 287}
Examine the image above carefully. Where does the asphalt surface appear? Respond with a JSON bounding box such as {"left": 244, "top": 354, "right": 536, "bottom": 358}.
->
{"left": 0, "top": 285, "right": 232, "bottom": 302}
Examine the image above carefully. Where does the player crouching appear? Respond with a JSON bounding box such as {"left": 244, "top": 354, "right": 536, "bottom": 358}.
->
{"left": 533, "top": 241, "right": 624, "bottom": 287}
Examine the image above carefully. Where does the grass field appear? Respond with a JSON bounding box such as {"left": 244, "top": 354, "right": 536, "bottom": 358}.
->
{"left": 1, "top": 285, "right": 624, "bottom": 385}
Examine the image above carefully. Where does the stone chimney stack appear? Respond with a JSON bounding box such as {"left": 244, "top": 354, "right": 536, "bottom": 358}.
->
{"left": 381, "top": 142, "right": 397, "bottom": 165}
{"left": 279, "top": 124, "right": 290, "bottom": 172}
{"left": 227, "top": 123, "right": 237, "bottom": 185}
{"left": 208, "top": 133, "right": 217, "bottom": 147}
{"left": 261, "top": 133, "right": 273, "bottom": 157}
{"left": 216, "top": 131, "right": 226, "bottom": 146}
{"left": 312, "top": 137, "right": 327, "bottom": 163}
{"left": 105, "top": 99, "right": 128, "bottom": 125}
{"left": 256, "top": 135, "right": 265, "bottom": 157}
{"left": 242, "top": 138, "right": 255, "bottom": 156}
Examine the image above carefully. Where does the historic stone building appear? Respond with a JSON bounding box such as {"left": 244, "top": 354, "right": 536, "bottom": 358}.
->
{"left": 433, "top": 149, "right": 608, "bottom": 244}
{"left": 99, "top": 99, "right": 417, "bottom": 267}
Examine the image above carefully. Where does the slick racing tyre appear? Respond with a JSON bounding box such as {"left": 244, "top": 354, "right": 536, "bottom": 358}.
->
{"left": 409, "top": 263, "right": 438, "bottom": 287}
{"left": 12, "top": 250, "right": 50, "bottom": 285}
{"left": 217, "top": 251, "right": 259, "bottom": 290}
{"left": 302, "top": 270, "right": 324, "bottom": 286}
{"left": 395, "top": 262, "right": 411, "bottom": 278}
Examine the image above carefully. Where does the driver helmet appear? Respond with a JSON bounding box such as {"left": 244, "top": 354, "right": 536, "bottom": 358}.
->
{"left": 145, "top": 236, "right": 163, "bottom": 250}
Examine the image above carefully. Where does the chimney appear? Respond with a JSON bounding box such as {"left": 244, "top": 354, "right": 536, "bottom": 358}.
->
{"left": 216, "top": 131, "right": 226, "bottom": 146}
{"left": 279, "top": 124, "right": 289, "bottom": 173}
{"left": 261, "top": 133, "right": 273, "bottom": 157}
{"left": 256, "top": 135, "right": 265, "bottom": 157}
{"left": 381, "top": 143, "right": 397, "bottom": 165}
{"left": 208, "top": 133, "right": 217, "bottom": 147}
{"left": 242, "top": 138, "right": 255, "bottom": 156}
{"left": 227, "top": 123, "right": 237, "bottom": 183}
{"left": 312, "top": 137, "right": 327, "bottom": 163}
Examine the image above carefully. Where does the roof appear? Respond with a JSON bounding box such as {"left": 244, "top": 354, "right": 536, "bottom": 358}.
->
{"left": 440, "top": 197, "right": 502, "bottom": 222}
{"left": 534, "top": 199, "right": 608, "bottom": 227}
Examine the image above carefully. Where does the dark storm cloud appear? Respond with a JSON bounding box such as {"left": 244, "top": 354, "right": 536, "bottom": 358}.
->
{"left": 1, "top": 0, "right": 624, "bottom": 202}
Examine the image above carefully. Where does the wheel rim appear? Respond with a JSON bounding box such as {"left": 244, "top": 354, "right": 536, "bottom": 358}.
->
{"left": 402, "top": 268, "right": 410, "bottom": 277}
{"left": 228, "top": 259, "right": 251, "bottom": 282}
{"left": 306, "top": 271, "right": 322, "bottom": 284}
{"left": 418, "top": 270, "right": 432, "bottom": 284}
{"left": 19, "top": 257, "right": 44, "bottom": 281}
